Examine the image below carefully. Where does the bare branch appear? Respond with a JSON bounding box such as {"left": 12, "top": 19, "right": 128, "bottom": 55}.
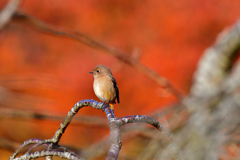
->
{"left": 51, "top": 100, "right": 103, "bottom": 143}
{"left": 10, "top": 138, "right": 45, "bottom": 159}
{"left": 119, "top": 115, "right": 171, "bottom": 144}
{"left": 11, "top": 99, "right": 172, "bottom": 160}
{"left": 13, "top": 150, "right": 83, "bottom": 160}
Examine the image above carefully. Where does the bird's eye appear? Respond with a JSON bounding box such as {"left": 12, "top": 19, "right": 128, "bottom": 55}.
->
{"left": 97, "top": 70, "right": 100, "bottom": 73}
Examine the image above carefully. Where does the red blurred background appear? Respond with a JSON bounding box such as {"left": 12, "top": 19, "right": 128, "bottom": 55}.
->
{"left": 0, "top": 0, "right": 240, "bottom": 159}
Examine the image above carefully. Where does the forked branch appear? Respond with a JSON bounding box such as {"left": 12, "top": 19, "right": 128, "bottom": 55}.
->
{"left": 10, "top": 99, "right": 173, "bottom": 160}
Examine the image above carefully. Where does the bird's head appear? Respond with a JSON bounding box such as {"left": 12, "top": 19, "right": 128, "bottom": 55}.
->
{"left": 89, "top": 65, "right": 112, "bottom": 78}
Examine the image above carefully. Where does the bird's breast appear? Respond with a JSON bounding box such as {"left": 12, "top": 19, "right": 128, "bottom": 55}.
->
{"left": 93, "top": 76, "right": 116, "bottom": 102}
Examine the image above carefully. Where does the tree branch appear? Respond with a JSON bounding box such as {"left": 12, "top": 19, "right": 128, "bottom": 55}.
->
{"left": 13, "top": 150, "right": 83, "bottom": 160}
{"left": 10, "top": 99, "right": 173, "bottom": 160}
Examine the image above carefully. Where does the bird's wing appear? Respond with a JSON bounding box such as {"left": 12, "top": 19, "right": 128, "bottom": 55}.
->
{"left": 111, "top": 76, "right": 120, "bottom": 103}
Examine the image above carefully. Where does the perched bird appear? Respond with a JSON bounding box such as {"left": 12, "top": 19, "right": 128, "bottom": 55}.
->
{"left": 89, "top": 65, "right": 119, "bottom": 111}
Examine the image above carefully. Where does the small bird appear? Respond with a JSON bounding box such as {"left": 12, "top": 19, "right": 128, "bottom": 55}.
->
{"left": 89, "top": 65, "right": 119, "bottom": 111}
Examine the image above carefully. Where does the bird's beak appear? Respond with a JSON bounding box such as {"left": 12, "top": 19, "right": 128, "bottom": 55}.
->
{"left": 89, "top": 71, "right": 93, "bottom": 74}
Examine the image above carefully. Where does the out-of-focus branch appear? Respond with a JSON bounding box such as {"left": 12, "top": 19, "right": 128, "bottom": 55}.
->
{"left": 10, "top": 11, "right": 183, "bottom": 100}
{"left": 0, "top": 107, "right": 108, "bottom": 127}
{"left": 0, "top": 73, "right": 63, "bottom": 90}
{"left": 0, "top": 0, "right": 21, "bottom": 30}
{"left": 0, "top": 138, "right": 21, "bottom": 151}
{"left": 190, "top": 19, "right": 240, "bottom": 97}
{"left": 10, "top": 99, "right": 173, "bottom": 160}
{"left": 222, "top": 60, "right": 240, "bottom": 94}
{"left": 174, "top": 19, "right": 240, "bottom": 160}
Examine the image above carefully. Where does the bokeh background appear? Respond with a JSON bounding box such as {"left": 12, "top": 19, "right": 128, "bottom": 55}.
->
{"left": 0, "top": 0, "right": 240, "bottom": 159}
